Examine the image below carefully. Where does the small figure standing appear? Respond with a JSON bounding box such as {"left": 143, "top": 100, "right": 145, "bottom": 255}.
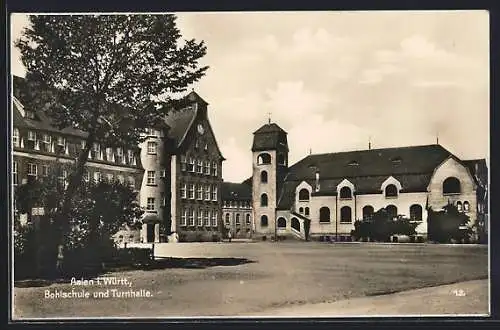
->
{"left": 228, "top": 230, "right": 232, "bottom": 242}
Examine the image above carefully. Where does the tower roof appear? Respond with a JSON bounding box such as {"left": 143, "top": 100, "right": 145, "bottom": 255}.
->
{"left": 252, "top": 122, "right": 288, "bottom": 152}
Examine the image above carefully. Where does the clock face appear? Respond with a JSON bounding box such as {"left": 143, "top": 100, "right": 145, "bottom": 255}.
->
{"left": 197, "top": 123, "right": 204, "bottom": 135}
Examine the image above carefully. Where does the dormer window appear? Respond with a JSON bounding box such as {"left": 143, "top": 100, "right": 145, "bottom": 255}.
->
{"left": 385, "top": 184, "right": 398, "bottom": 198}
{"left": 25, "top": 110, "right": 36, "bottom": 119}
{"left": 340, "top": 187, "right": 352, "bottom": 199}
{"left": 348, "top": 160, "right": 359, "bottom": 166}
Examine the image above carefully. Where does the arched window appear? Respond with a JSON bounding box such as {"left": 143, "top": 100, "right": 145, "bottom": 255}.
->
{"left": 456, "top": 201, "right": 463, "bottom": 212}
{"left": 260, "top": 215, "right": 268, "bottom": 227}
{"left": 260, "top": 171, "right": 268, "bottom": 183}
{"left": 291, "top": 217, "right": 300, "bottom": 231}
{"left": 385, "top": 184, "right": 398, "bottom": 197}
{"left": 260, "top": 194, "right": 268, "bottom": 207}
{"left": 305, "top": 207, "right": 310, "bottom": 216}
{"left": 340, "top": 206, "right": 352, "bottom": 223}
{"left": 409, "top": 204, "right": 423, "bottom": 221}
{"left": 277, "top": 217, "right": 286, "bottom": 228}
{"left": 319, "top": 207, "right": 330, "bottom": 223}
{"left": 362, "top": 205, "right": 374, "bottom": 220}
{"left": 298, "top": 188, "right": 310, "bottom": 201}
{"left": 246, "top": 213, "right": 251, "bottom": 224}
{"left": 443, "top": 177, "right": 461, "bottom": 194}
{"left": 225, "top": 213, "right": 230, "bottom": 225}
{"left": 236, "top": 213, "right": 241, "bottom": 225}
{"left": 340, "top": 187, "right": 352, "bottom": 199}
{"left": 299, "top": 207, "right": 304, "bottom": 213}
{"left": 386, "top": 205, "right": 398, "bottom": 219}
{"left": 463, "top": 201, "right": 470, "bottom": 212}
{"left": 257, "top": 153, "right": 271, "bottom": 165}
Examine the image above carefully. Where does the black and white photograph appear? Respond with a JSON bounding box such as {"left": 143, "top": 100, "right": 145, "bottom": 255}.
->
{"left": 9, "top": 10, "right": 489, "bottom": 319}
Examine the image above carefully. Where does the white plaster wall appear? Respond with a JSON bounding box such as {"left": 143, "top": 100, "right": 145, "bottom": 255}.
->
{"left": 252, "top": 150, "right": 277, "bottom": 234}
{"left": 308, "top": 195, "right": 337, "bottom": 234}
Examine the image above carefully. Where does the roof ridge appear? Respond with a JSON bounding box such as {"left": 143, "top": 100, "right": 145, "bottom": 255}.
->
{"left": 306, "top": 143, "right": 445, "bottom": 157}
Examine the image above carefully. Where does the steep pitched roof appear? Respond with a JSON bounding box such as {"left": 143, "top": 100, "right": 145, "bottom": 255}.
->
{"left": 164, "top": 106, "right": 197, "bottom": 148}
{"left": 221, "top": 182, "right": 252, "bottom": 201}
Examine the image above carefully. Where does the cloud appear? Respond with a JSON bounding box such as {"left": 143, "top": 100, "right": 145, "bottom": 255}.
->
{"left": 220, "top": 137, "right": 253, "bottom": 182}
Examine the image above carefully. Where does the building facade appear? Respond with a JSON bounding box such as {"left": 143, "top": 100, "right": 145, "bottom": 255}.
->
{"left": 251, "top": 121, "right": 488, "bottom": 242}
{"left": 222, "top": 182, "right": 253, "bottom": 238}
{"left": 11, "top": 76, "right": 225, "bottom": 243}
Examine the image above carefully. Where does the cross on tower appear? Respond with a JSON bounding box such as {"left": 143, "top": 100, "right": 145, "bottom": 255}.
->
{"left": 267, "top": 112, "right": 272, "bottom": 124}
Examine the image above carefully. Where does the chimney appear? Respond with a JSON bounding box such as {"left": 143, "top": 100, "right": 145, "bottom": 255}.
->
{"left": 315, "top": 171, "right": 320, "bottom": 192}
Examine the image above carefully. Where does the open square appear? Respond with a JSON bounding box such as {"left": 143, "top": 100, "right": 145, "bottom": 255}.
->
{"left": 13, "top": 242, "right": 488, "bottom": 318}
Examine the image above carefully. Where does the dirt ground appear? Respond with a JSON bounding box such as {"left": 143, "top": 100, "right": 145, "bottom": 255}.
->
{"left": 13, "top": 242, "right": 488, "bottom": 319}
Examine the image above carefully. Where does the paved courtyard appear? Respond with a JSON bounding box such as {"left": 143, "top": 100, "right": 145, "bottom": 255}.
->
{"left": 13, "top": 242, "right": 488, "bottom": 319}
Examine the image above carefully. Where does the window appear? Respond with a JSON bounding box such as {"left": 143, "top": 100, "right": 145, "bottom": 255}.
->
{"left": 385, "top": 184, "right": 398, "bottom": 197}
{"left": 180, "top": 209, "right": 187, "bottom": 226}
{"left": 410, "top": 204, "right": 423, "bottom": 221}
{"left": 340, "top": 187, "right": 352, "bottom": 199}
{"left": 107, "top": 173, "right": 114, "bottom": 182}
{"left": 204, "top": 161, "right": 210, "bottom": 175}
{"left": 147, "top": 198, "right": 155, "bottom": 211}
{"left": 299, "top": 189, "right": 310, "bottom": 201}
{"left": 58, "top": 170, "right": 68, "bottom": 187}
{"left": 386, "top": 205, "right": 398, "bottom": 219}
{"left": 211, "top": 184, "right": 217, "bottom": 201}
{"left": 291, "top": 218, "right": 300, "bottom": 231}
{"left": 205, "top": 185, "right": 211, "bottom": 200}
{"left": 147, "top": 141, "right": 157, "bottom": 155}
{"left": 260, "top": 215, "right": 268, "bottom": 227}
{"left": 456, "top": 201, "right": 463, "bottom": 212}
{"left": 261, "top": 171, "right": 268, "bottom": 183}
{"left": 188, "top": 184, "right": 195, "bottom": 199}
{"left": 57, "top": 136, "right": 65, "bottom": 146}
{"left": 106, "top": 147, "right": 114, "bottom": 162}
{"left": 443, "top": 177, "right": 461, "bottom": 194}
{"left": 83, "top": 171, "right": 90, "bottom": 182}
{"left": 117, "top": 175, "right": 124, "bottom": 184}
{"left": 211, "top": 210, "right": 217, "bottom": 227}
{"left": 197, "top": 185, "right": 203, "bottom": 200}
{"left": 196, "top": 160, "right": 203, "bottom": 173}
{"left": 25, "top": 110, "right": 35, "bottom": 119}
{"left": 319, "top": 207, "right": 330, "bottom": 223}
{"left": 94, "top": 172, "right": 101, "bottom": 182}
{"left": 43, "top": 134, "right": 51, "bottom": 145}
{"left": 225, "top": 213, "right": 230, "bottom": 225}
{"left": 204, "top": 143, "right": 208, "bottom": 151}
{"left": 212, "top": 161, "right": 217, "bottom": 176}
{"left": 27, "top": 163, "right": 37, "bottom": 177}
{"left": 188, "top": 157, "right": 195, "bottom": 172}
{"left": 188, "top": 209, "right": 195, "bottom": 226}
{"left": 299, "top": 207, "right": 304, "bottom": 214}
{"left": 340, "top": 206, "right": 352, "bottom": 223}
{"left": 305, "top": 207, "right": 310, "bottom": 216}
{"left": 246, "top": 214, "right": 251, "bottom": 225}
{"left": 277, "top": 153, "right": 286, "bottom": 166}
{"left": 160, "top": 170, "right": 166, "bottom": 178}
{"left": 13, "top": 128, "right": 19, "bottom": 147}
{"left": 204, "top": 210, "right": 210, "bottom": 226}
{"left": 277, "top": 217, "right": 286, "bottom": 228}
{"left": 363, "top": 205, "right": 374, "bottom": 220}
{"left": 147, "top": 171, "right": 156, "bottom": 185}
{"left": 236, "top": 214, "right": 241, "bottom": 225}
{"left": 257, "top": 153, "right": 271, "bottom": 165}
{"left": 195, "top": 139, "right": 199, "bottom": 149}
{"left": 145, "top": 128, "right": 158, "bottom": 137}
{"left": 180, "top": 155, "right": 187, "bottom": 171}
{"left": 260, "top": 193, "right": 268, "bottom": 207}
{"left": 197, "top": 209, "right": 203, "bottom": 226}
{"left": 128, "top": 150, "right": 136, "bottom": 165}
{"left": 41, "top": 165, "right": 49, "bottom": 177}
{"left": 81, "top": 140, "right": 86, "bottom": 150}
{"left": 128, "top": 176, "right": 135, "bottom": 188}
{"left": 28, "top": 131, "right": 36, "bottom": 141}
{"left": 12, "top": 161, "right": 18, "bottom": 185}
{"left": 464, "top": 201, "right": 470, "bottom": 212}
{"left": 181, "top": 183, "right": 187, "bottom": 199}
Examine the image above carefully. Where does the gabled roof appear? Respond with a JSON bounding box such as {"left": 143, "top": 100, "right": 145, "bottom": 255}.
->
{"left": 221, "top": 182, "right": 252, "bottom": 201}
{"left": 164, "top": 106, "right": 197, "bottom": 148}
{"left": 277, "top": 144, "right": 458, "bottom": 210}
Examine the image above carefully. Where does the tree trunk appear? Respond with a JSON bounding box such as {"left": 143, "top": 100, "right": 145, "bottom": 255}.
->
{"left": 53, "top": 132, "right": 96, "bottom": 277}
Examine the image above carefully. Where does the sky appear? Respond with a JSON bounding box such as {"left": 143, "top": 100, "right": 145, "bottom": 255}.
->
{"left": 10, "top": 11, "right": 490, "bottom": 183}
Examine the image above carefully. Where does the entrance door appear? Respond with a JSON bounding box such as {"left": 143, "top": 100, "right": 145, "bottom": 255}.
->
{"left": 146, "top": 224, "right": 155, "bottom": 242}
